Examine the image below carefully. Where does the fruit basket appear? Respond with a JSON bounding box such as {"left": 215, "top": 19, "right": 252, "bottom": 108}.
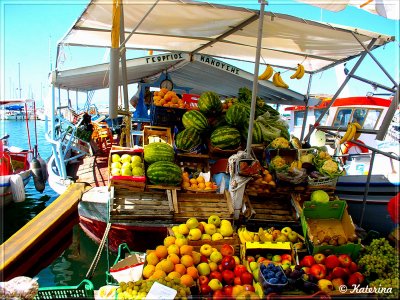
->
{"left": 34, "top": 279, "right": 94, "bottom": 299}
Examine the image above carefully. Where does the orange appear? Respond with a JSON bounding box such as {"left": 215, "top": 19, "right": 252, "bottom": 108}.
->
{"left": 150, "top": 270, "right": 166, "bottom": 280}
{"left": 264, "top": 173, "right": 272, "bottom": 182}
{"left": 142, "top": 265, "right": 155, "bottom": 279}
{"left": 182, "top": 176, "right": 190, "bottom": 183}
{"left": 190, "top": 183, "right": 198, "bottom": 189}
{"left": 181, "top": 255, "right": 194, "bottom": 268}
{"left": 182, "top": 182, "right": 191, "bottom": 189}
{"left": 146, "top": 252, "right": 159, "bottom": 266}
{"left": 180, "top": 274, "right": 194, "bottom": 287}
{"left": 168, "top": 244, "right": 180, "bottom": 255}
{"left": 197, "top": 176, "right": 205, "bottom": 183}
{"left": 164, "top": 236, "right": 176, "bottom": 247}
{"left": 186, "top": 266, "right": 199, "bottom": 279}
{"left": 182, "top": 171, "right": 189, "bottom": 177}
{"left": 167, "top": 271, "right": 182, "bottom": 280}
{"left": 198, "top": 182, "right": 206, "bottom": 190}
{"left": 189, "top": 178, "right": 197, "bottom": 184}
{"left": 155, "top": 245, "right": 168, "bottom": 259}
{"left": 167, "top": 253, "right": 180, "bottom": 265}
{"left": 192, "top": 251, "right": 201, "bottom": 265}
{"left": 174, "top": 263, "right": 187, "bottom": 276}
{"left": 161, "top": 259, "right": 175, "bottom": 273}
{"left": 205, "top": 181, "right": 213, "bottom": 188}
{"left": 179, "top": 245, "right": 193, "bottom": 256}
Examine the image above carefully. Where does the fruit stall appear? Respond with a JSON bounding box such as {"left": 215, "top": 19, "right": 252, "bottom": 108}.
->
{"left": 85, "top": 87, "right": 399, "bottom": 300}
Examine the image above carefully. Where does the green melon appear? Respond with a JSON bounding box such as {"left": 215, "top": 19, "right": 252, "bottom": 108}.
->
{"left": 241, "top": 120, "right": 263, "bottom": 144}
{"left": 182, "top": 110, "right": 208, "bottom": 132}
{"left": 225, "top": 103, "right": 251, "bottom": 128}
{"left": 197, "top": 91, "right": 223, "bottom": 116}
{"left": 175, "top": 128, "right": 202, "bottom": 150}
{"left": 144, "top": 142, "right": 175, "bottom": 164}
{"left": 210, "top": 126, "right": 242, "bottom": 150}
{"left": 146, "top": 161, "right": 182, "bottom": 185}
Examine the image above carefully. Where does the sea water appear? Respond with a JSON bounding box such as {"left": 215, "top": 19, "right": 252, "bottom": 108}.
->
{"left": 1, "top": 120, "right": 115, "bottom": 289}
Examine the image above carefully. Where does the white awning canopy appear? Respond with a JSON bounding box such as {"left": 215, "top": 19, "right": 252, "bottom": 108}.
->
{"left": 54, "top": 53, "right": 311, "bottom": 106}
{"left": 58, "top": 0, "right": 395, "bottom": 74}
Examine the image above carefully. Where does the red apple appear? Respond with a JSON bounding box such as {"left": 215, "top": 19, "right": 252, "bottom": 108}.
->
{"left": 247, "top": 256, "right": 255, "bottom": 263}
{"left": 200, "top": 283, "right": 212, "bottom": 295}
{"left": 331, "top": 267, "right": 347, "bottom": 279}
{"left": 198, "top": 222, "right": 205, "bottom": 233}
{"left": 240, "top": 271, "right": 254, "bottom": 285}
{"left": 221, "top": 244, "right": 235, "bottom": 257}
{"left": 222, "top": 269, "right": 235, "bottom": 285}
{"left": 310, "top": 264, "right": 326, "bottom": 280}
{"left": 325, "top": 255, "right": 340, "bottom": 270}
{"left": 281, "top": 254, "right": 292, "bottom": 263}
{"left": 313, "top": 253, "right": 326, "bottom": 264}
{"left": 234, "top": 265, "right": 247, "bottom": 278}
{"left": 210, "top": 271, "right": 223, "bottom": 282}
{"left": 301, "top": 255, "right": 316, "bottom": 267}
{"left": 338, "top": 254, "right": 352, "bottom": 268}
{"left": 347, "top": 272, "right": 364, "bottom": 287}
{"left": 218, "top": 264, "right": 224, "bottom": 272}
{"left": 199, "top": 275, "right": 210, "bottom": 285}
{"left": 257, "top": 256, "right": 266, "bottom": 263}
{"left": 348, "top": 262, "right": 358, "bottom": 273}
{"left": 243, "top": 284, "right": 255, "bottom": 292}
{"left": 332, "top": 278, "right": 345, "bottom": 290}
{"left": 302, "top": 266, "right": 311, "bottom": 274}
{"left": 221, "top": 256, "right": 236, "bottom": 270}
{"left": 223, "top": 285, "right": 233, "bottom": 297}
{"left": 212, "top": 290, "right": 225, "bottom": 300}
{"left": 200, "top": 254, "right": 209, "bottom": 263}
{"left": 234, "top": 276, "right": 242, "bottom": 285}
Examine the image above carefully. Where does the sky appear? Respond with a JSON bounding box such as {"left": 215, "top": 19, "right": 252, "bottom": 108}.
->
{"left": 1, "top": 0, "right": 399, "bottom": 109}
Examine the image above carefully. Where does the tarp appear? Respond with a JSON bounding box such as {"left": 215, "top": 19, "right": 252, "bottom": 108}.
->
{"left": 54, "top": 52, "right": 313, "bottom": 106}
{"left": 296, "top": 0, "right": 399, "bottom": 20}
{"left": 57, "top": 0, "right": 395, "bottom": 74}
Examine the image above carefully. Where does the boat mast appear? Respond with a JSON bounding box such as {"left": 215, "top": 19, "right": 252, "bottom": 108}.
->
{"left": 18, "top": 62, "right": 22, "bottom": 98}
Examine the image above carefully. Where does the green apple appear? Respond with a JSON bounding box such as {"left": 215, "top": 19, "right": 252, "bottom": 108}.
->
{"left": 208, "top": 215, "right": 221, "bottom": 227}
{"left": 288, "top": 231, "right": 298, "bottom": 243}
{"left": 186, "top": 217, "right": 199, "bottom": 229}
{"left": 197, "top": 262, "right": 211, "bottom": 276}
{"left": 111, "top": 154, "right": 121, "bottom": 163}
{"left": 201, "top": 234, "right": 212, "bottom": 240}
{"left": 211, "top": 233, "right": 223, "bottom": 241}
{"left": 132, "top": 166, "right": 144, "bottom": 176}
{"left": 120, "top": 154, "right": 132, "bottom": 163}
{"left": 121, "top": 167, "right": 132, "bottom": 176}
{"left": 188, "top": 228, "right": 202, "bottom": 241}
{"left": 252, "top": 268, "right": 259, "bottom": 281}
{"left": 281, "top": 227, "right": 292, "bottom": 236}
{"left": 111, "top": 162, "right": 122, "bottom": 169}
{"left": 210, "top": 251, "right": 223, "bottom": 264}
{"left": 121, "top": 161, "right": 131, "bottom": 169}
{"left": 131, "top": 161, "right": 142, "bottom": 168}
{"left": 111, "top": 168, "right": 121, "bottom": 176}
{"left": 272, "top": 255, "right": 282, "bottom": 263}
{"left": 249, "top": 261, "right": 258, "bottom": 271}
{"left": 204, "top": 224, "right": 217, "bottom": 235}
{"left": 208, "top": 279, "right": 223, "bottom": 291}
{"left": 131, "top": 155, "right": 142, "bottom": 164}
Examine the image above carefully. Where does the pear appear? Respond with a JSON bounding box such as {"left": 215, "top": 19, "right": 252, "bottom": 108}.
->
{"left": 275, "top": 234, "right": 288, "bottom": 242}
{"left": 220, "top": 222, "right": 234, "bottom": 237}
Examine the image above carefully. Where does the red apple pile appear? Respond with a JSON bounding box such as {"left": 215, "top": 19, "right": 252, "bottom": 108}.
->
{"left": 198, "top": 244, "right": 258, "bottom": 299}
{"left": 300, "top": 253, "right": 365, "bottom": 293}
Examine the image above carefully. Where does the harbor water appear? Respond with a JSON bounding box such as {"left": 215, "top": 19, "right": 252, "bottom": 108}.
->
{"left": 1, "top": 120, "right": 115, "bottom": 289}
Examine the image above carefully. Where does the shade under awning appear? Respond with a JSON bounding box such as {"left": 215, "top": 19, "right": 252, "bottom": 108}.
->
{"left": 58, "top": 0, "right": 395, "bottom": 74}
{"left": 54, "top": 52, "right": 312, "bottom": 106}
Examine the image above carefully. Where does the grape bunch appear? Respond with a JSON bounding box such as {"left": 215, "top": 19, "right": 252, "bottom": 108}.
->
{"left": 358, "top": 238, "right": 399, "bottom": 279}
{"left": 116, "top": 277, "right": 191, "bottom": 300}
{"left": 370, "top": 278, "right": 399, "bottom": 299}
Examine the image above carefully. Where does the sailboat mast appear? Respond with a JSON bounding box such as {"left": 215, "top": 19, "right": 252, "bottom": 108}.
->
{"left": 18, "top": 62, "right": 22, "bottom": 98}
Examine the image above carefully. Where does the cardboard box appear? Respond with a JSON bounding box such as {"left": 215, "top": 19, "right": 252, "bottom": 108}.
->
{"left": 301, "top": 200, "right": 361, "bottom": 259}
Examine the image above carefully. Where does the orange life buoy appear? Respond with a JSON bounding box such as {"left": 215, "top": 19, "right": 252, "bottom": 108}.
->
{"left": 341, "top": 140, "right": 369, "bottom": 164}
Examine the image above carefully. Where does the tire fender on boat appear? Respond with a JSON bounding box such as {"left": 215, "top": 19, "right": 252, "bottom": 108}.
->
{"left": 37, "top": 155, "right": 48, "bottom": 183}
{"left": 10, "top": 174, "right": 25, "bottom": 202}
{"left": 30, "top": 157, "right": 45, "bottom": 193}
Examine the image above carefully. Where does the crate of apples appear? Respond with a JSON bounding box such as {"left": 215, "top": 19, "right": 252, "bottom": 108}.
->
{"left": 246, "top": 169, "right": 276, "bottom": 195}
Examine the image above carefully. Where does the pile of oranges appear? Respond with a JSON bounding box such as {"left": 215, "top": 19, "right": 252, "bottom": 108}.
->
{"left": 181, "top": 172, "right": 217, "bottom": 191}
{"left": 143, "top": 236, "right": 200, "bottom": 287}
{"left": 153, "top": 88, "right": 189, "bottom": 109}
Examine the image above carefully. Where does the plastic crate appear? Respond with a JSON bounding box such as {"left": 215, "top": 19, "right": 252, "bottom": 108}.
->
{"left": 150, "top": 104, "right": 186, "bottom": 129}
{"left": 182, "top": 93, "right": 200, "bottom": 110}
{"left": 34, "top": 279, "right": 94, "bottom": 299}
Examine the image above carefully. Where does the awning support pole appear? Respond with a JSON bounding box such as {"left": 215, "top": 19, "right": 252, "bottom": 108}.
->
{"left": 359, "top": 151, "right": 375, "bottom": 228}
{"left": 349, "top": 74, "right": 396, "bottom": 93}
{"left": 109, "top": 0, "right": 121, "bottom": 120}
{"left": 246, "top": 0, "right": 267, "bottom": 158}
{"left": 303, "top": 38, "right": 377, "bottom": 142}
{"left": 300, "top": 74, "right": 313, "bottom": 141}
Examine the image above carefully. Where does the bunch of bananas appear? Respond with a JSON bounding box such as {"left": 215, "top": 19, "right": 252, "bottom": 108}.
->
{"left": 238, "top": 227, "right": 259, "bottom": 244}
{"left": 258, "top": 64, "right": 274, "bottom": 80}
{"left": 272, "top": 72, "right": 289, "bottom": 88}
{"left": 290, "top": 63, "right": 305, "bottom": 80}
{"left": 339, "top": 122, "right": 362, "bottom": 144}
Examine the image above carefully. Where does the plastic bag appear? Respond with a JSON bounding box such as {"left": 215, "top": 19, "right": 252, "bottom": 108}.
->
{"left": 0, "top": 276, "right": 39, "bottom": 300}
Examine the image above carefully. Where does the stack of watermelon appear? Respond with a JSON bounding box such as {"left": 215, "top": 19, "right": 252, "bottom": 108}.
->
{"left": 143, "top": 142, "right": 182, "bottom": 185}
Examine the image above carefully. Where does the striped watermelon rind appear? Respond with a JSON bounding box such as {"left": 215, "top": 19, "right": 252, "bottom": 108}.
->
{"left": 242, "top": 120, "right": 263, "bottom": 144}
{"left": 175, "top": 128, "right": 202, "bottom": 150}
{"left": 182, "top": 110, "right": 209, "bottom": 132}
{"left": 144, "top": 142, "right": 175, "bottom": 164}
{"left": 225, "top": 103, "right": 251, "bottom": 128}
{"left": 146, "top": 161, "right": 182, "bottom": 185}
{"left": 198, "top": 91, "right": 223, "bottom": 116}
{"left": 210, "top": 126, "right": 242, "bottom": 150}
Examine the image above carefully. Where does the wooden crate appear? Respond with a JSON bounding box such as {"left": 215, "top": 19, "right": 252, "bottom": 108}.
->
{"left": 173, "top": 190, "right": 234, "bottom": 223}
{"left": 109, "top": 187, "right": 174, "bottom": 222}
{"left": 243, "top": 193, "right": 298, "bottom": 223}
{"left": 143, "top": 126, "right": 172, "bottom": 146}
{"left": 176, "top": 153, "right": 210, "bottom": 173}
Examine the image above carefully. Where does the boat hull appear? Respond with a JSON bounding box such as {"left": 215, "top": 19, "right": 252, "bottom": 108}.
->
{"left": 0, "top": 170, "right": 32, "bottom": 206}
{"left": 47, "top": 155, "right": 73, "bottom": 196}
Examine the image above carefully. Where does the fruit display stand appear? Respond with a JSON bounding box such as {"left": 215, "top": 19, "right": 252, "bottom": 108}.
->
{"left": 108, "top": 146, "right": 146, "bottom": 192}
{"left": 109, "top": 186, "right": 175, "bottom": 222}
{"left": 300, "top": 200, "right": 361, "bottom": 260}
{"left": 173, "top": 190, "right": 234, "bottom": 223}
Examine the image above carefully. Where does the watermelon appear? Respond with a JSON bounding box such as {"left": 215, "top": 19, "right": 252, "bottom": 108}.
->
{"left": 198, "top": 91, "right": 223, "bottom": 116}
{"left": 182, "top": 110, "right": 208, "bottom": 132}
{"left": 241, "top": 120, "right": 263, "bottom": 144}
{"left": 144, "top": 142, "right": 175, "bottom": 164}
{"left": 175, "top": 128, "right": 202, "bottom": 150}
{"left": 210, "top": 126, "right": 241, "bottom": 150}
{"left": 146, "top": 161, "right": 182, "bottom": 185}
{"left": 225, "top": 103, "right": 251, "bottom": 128}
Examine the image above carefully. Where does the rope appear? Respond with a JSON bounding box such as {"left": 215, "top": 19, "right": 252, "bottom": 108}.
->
{"left": 24, "top": 103, "right": 32, "bottom": 151}
{"left": 85, "top": 222, "right": 112, "bottom": 280}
